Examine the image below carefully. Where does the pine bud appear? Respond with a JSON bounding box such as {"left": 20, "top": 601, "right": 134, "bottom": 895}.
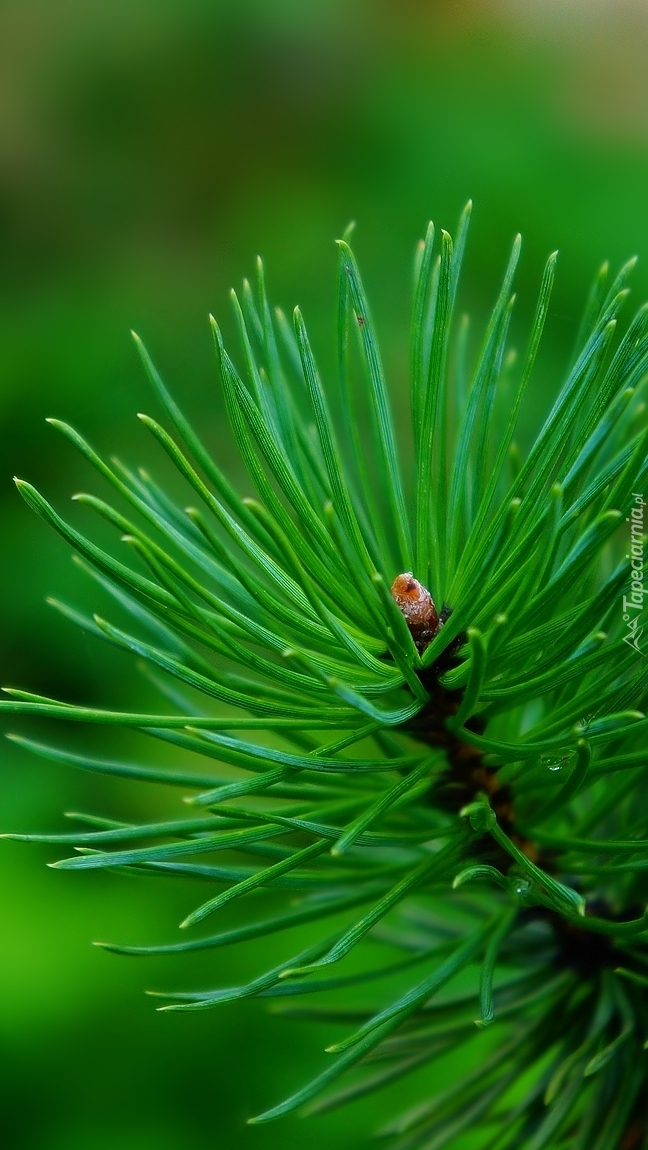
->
{"left": 390, "top": 572, "right": 440, "bottom": 652}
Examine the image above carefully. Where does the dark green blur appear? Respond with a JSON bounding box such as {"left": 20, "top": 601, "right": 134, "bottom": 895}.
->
{"left": 2, "top": 2, "right": 648, "bottom": 1146}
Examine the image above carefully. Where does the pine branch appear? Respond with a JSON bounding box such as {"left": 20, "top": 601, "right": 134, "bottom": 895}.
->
{"left": 3, "top": 204, "right": 648, "bottom": 1149}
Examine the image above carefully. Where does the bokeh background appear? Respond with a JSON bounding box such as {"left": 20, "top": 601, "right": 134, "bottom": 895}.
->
{"left": 2, "top": 1, "right": 648, "bottom": 1147}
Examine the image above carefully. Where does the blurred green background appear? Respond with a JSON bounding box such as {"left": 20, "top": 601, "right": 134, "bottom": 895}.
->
{"left": 2, "top": 1, "right": 648, "bottom": 1146}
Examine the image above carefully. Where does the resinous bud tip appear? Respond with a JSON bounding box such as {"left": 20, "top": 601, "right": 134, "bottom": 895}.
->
{"left": 390, "top": 572, "right": 440, "bottom": 653}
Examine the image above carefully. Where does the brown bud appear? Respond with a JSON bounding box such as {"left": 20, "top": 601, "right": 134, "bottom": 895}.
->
{"left": 390, "top": 572, "right": 440, "bottom": 653}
